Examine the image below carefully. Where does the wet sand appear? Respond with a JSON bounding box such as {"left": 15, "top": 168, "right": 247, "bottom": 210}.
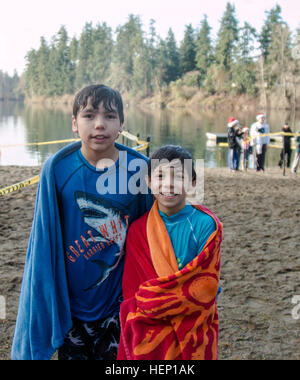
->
{"left": 0, "top": 166, "right": 300, "bottom": 360}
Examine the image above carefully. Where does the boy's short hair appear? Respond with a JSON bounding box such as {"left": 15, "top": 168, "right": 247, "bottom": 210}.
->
{"left": 148, "top": 145, "right": 196, "bottom": 181}
{"left": 73, "top": 84, "right": 124, "bottom": 124}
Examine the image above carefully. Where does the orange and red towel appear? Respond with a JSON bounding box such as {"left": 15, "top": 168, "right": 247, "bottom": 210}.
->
{"left": 118, "top": 201, "right": 222, "bottom": 360}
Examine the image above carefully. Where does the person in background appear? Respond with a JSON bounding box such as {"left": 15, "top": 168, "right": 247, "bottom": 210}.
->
{"left": 291, "top": 125, "right": 300, "bottom": 174}
{"left": 278, "top": 122, "right": 293, "bottom": 169}
{"left": 250, "top": 114, "right": 270, "bottom": 172}
{"left": 227, "top": 117, "right": 243, "bottom": 172}
{"left": 241, "top": 126, "right": 250, "bottom": 171}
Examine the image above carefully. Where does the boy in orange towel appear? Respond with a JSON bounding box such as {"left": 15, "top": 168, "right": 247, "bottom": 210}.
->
{"left": 118, "top": 145, "right": 222, "bottom": 360}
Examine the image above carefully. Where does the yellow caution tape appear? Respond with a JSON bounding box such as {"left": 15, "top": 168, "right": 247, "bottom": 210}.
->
{"left": 121, "top": 130, "right": 149, "bottom": 147}
{"left": 279, "top": 132, "right": 300, "bottom": 137}
{"left": 251, "top": 132, "right": 300, "bottom": 138}
{"left": 218, "top": 130, "right": 300, "bottom": 149}
{"left": 0, "top": 130, "right": 149, "bottom": 149}
{"left": 121, "top": 130, "right": 139, "bottom": 142}
{"left": 133, "top": 143, "right": 150, "bottom": 152}
{"left": 267, "top": 144, "right": 291, "bottom": 150}
{"left": 0, "top": 131, "right": 150, "bottom": 196}
{"left": 121, "top": 130, "right": 150, "bottom": 151}
{"left": 0, "top": 175, "right": 40, "bottom": 197}
{"left": 218, "top": 142, "right": 295, "bottom": 150}
{"left": 218, "top": 142, "right": 229, "bottom": 148}
{"left": 0, "top": 138, "right": 80, "bottom": 148}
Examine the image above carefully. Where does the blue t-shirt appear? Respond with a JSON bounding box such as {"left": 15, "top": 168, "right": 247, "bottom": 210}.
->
{"left": 158, "top": 204, "right": 216, "bottom": 269}
{"left": 54, "top": 144, "right": 153, "bottom": 322}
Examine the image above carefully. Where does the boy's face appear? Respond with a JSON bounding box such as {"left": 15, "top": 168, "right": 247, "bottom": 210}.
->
{"left": 147, "top": 160, "right": 191, "bottom": 216}
{"left": 72, "top": 98, "right": 123, "bottom": 160}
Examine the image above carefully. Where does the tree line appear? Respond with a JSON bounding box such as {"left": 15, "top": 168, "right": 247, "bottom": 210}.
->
{"left": 2, "top": 3, "right": 300, "bottom": 106}
{"left": 0, "top": 70, "right": 24, "bottom": 100}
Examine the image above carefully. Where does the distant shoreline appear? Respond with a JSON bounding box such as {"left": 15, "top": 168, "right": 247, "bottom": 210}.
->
{"left": 23, "top": 89, "right": 299, "bottom": 113}
{"left": 0, "top": 98, "right": 23, "bottom": 102}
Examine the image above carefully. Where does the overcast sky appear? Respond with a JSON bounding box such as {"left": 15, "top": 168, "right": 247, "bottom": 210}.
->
{"left": 1, "top": 0, "right": 299, "bottom": 76}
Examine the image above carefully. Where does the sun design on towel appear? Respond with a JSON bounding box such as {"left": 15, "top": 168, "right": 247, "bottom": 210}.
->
{"left": 129, "top": 271, "right": 219, "bottom": 359}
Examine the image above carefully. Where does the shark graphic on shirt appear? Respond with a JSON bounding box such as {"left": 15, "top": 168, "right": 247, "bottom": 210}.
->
{"left": 75, "top": 191, "right": 133, "bottom": 291}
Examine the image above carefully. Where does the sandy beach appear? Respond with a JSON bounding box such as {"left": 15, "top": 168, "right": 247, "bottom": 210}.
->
{"left": 0, "top": 165, "right": 300, "bottom": 360}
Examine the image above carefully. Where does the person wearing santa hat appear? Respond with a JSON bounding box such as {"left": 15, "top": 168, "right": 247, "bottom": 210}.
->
{"left": 250, "top": 114, "right": 270, "bottom": 172}
{"left": 227, "top": 117, "right": 243, "bottom": 171}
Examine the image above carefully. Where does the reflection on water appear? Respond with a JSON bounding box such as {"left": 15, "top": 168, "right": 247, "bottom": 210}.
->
{"left": 0, "top": 101, "right": 299, "bottom": 168}
{"left": 0, "top": 102, "right": 74, "bottom": 166}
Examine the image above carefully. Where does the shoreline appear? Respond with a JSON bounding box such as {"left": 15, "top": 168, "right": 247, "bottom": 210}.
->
{"left": 0, "top": 166, "right": 300, "bottom": 360}
{"left": 24, "top": 90, "right": 299, "bottom": 113}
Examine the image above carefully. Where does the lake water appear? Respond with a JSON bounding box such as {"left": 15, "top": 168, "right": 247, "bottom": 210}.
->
{"left": 0, "top": 101, "right": 299, "bottom": 168}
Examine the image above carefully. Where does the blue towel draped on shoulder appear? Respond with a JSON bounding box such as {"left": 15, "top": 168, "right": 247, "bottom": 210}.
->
{"left": 11, "top": 142, "right": 82, "bottom": 360}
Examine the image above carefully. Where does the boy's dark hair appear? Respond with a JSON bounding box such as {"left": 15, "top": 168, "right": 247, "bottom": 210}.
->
{"left": 73, "top": 84, "right": 124, "bottom": 124}
{"left": 148, "top": 145, "right": 196, "bottom": 181}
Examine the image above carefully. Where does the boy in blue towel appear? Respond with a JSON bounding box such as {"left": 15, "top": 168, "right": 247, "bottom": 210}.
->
{"left": 11, "top": 84, "right": 153, "bottom": 360}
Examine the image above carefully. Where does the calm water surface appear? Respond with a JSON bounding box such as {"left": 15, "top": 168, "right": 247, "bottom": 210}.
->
{"left": 0, "top": 101, "right": 299, "bottom": 168}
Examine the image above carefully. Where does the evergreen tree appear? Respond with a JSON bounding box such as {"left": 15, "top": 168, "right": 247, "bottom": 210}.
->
{"left": 55, "top": 26, "right": 73, "bottom": 94}
{"left": 75, "top": 22, "right": 94, "bottom": 90}
{"left": 132, "top": 46, "right": 153, "bottom": 96}
{"left": 44, "top": 27, "right": 74, "bottom": 96}
{"left": 155, "top": 29, "right": 181, "bottom": 88}
{"left": 179, "top": 24, "right": 196, "bottom": 74}
{"left": 260, "top": 6, "right": 292, "bottom": 90}
{"left": 0, "top": 70, "right": 22, "bottom": 99}
{"left": 25, "top": 49, "right": 39, "bottom": 97}
{"left": 268, "top": 22, "right": 292, "bottom": 91}
{"left": 89, "top": 23, "right": 113, "bottom": 84}
{"left": 195, "top": 15, "right": 213, "bottom": 85}
{"left": 165, "top": 28, "right": 181, "bottom": 84}
{"left": 36, "top": 37, "right": 50, "bottom": 95}
{"left": 147, "top": 19, "right": 159, "bottom": 91}
{"left": 132, "top": 19, "right": 158, "bottom": 96}
{"left": 231, "top": 23, "right": 258, "bottom": 96}
{"left": 259, "top": 4, "right": 282, "bottom": 60}
{"left": 148, "top": 18, "right": 158, "bottom": 57}
{"left": 110, "top": 15, "right": 144, "bottom": 92}
{"left": 47, "top": 37, "right": 59, "bottom": 96}
{"left": 155, "top": 38, "right": 169, "bottom": 89}
{"left": 69, "top": 36, "right": 78, "bottom": 64}
{"left": 215, "top": 2, "right": 239, "bottom": 70}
